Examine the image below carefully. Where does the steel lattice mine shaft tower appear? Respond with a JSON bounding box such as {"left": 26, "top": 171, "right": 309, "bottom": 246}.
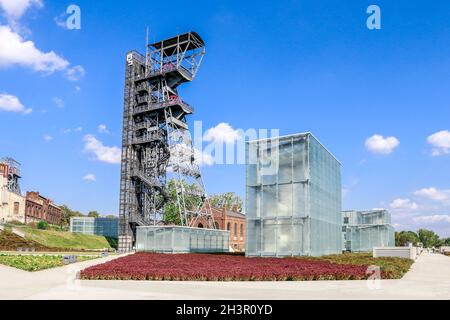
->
{"left": 118, "top": 32, "right": 214, "bottom": 251}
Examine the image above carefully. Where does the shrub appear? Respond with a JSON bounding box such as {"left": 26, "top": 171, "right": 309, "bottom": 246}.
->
{"left": 37, "top": 220, "right": 49, "bottom": 230}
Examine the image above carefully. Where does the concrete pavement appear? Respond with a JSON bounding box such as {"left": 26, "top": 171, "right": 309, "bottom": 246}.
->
{"left": 0, "top": 252, "right": 449, "bottom": 300}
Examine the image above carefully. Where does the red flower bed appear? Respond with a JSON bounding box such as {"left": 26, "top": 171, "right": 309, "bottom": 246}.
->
{"left": 80, "top": 253, "right": 373, "bottom": 281}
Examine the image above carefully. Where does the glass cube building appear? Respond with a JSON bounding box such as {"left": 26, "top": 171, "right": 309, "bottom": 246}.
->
{"left": 342, "top": 210, "right": 395, "bottom": 252}
{"left": 246, "top": 132, "right": 342, "bottom": 257}
{"left": 70, "top": 217, "right": 119, "bottom": 238}
{"left": 136, "top": 226, "right": 230, "bottom": 253}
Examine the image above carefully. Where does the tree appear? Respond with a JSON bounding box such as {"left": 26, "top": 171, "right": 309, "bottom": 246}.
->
{"left": 417, "top": 229, "right": 440, "bottom": 248}
{"left": 163, "top": 179, "right": 203, "bottom": 226}
{"left": 105, "top": 215, "right": 118, "bottom": 219}
{"left": 60, "top": 205, "right": 84, "bottom": 227}
{"left": 209, "top": 192, "right": 243, "bottom": 212}
{"left": 88, "top": 211, "right": 100, "bottom": 218}
{"left": 395, "top": 231, "right": 419, "bottom": 247}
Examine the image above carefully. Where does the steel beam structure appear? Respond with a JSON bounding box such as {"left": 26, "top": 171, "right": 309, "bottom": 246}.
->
{"left": 118, "top": 32, "right": 214, "bottom": 251}
{"left": 0, "top": 157, "right": 21, "bottom": 195}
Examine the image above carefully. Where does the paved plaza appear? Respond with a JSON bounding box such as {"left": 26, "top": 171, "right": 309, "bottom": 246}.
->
{"left": 0, "top": 252, "right": 449, "bottom": 300}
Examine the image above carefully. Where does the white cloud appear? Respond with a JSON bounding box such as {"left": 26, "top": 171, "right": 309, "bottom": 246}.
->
{"left": 342, "top": 188, "right": 349, "bottom": 197}
{"left": 414, "top": 187, "right": 450, "bottom": 202}
{"left": 0, "top": 93, "right": 32, "bottom": 114}
{"left": 83, "top": 134, "right": 121, "bottom": 164}
{"left": 43, "top": 134, "right": 53, "bottom": 142}
{"left": 195, "top": 147, "right": 214, "bottom": 166}
{"left": 97, "top": 124, "right": 109, "bottom": 134}
{"left": 65, "top": 65, "right": 85, "bottom": 81}
{"left": 54, "top": 14, "right": 67, "bottom": 29}
{"left": 365, "top": 134, "right": 400, "bottom": 154}
{"left": 82, "top": 173, "right": 96, "bottom": 182}
{"left": 0, "top": 25, "right": 70, "bottom": 73}
{"left": 413, "top": 215, "right": 450, "bottom": 224}
{"left": 204, "top": 123, "right": 241, "bottom": 144}
{"left": 427, "top": 130, "right": 450, "bottom": 156}
{"left": 390, "top": 198, "right": 418, "bottom": 210}
{"left": 75, "top": 86, "right": 81, "bottom": 91}
{"left": 169, "top": 143, "right": 214, "bottom": 167}
{"left": 0, "top": 0, "right": 42, "bottom": 23}
{"left": 53, "top": 96, "right": 64, "bottom": 108}
{"left": 63, "top": 126, "right": 82, "bottom": 134}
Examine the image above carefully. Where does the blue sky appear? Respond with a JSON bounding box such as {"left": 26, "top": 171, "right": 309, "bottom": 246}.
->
{"left": 0, "top": 0, "right": 449, "bottom": 236}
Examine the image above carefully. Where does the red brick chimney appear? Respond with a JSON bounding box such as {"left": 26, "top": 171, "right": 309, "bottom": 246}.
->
{"left": 222, "top": 204, "right": 227, "bottom": 217}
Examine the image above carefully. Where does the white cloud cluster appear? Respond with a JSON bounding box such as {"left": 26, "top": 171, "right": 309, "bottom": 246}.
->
{"left": 169, "top": 143, "right": 214, "bottom": 167}
{"left": 43, "top": 134, "right": 53, "bottom": 142}
{"left": 427, "top": 130, "right": 450, "bottom": 156}
{"left": 0, "top": 0, "right": 42, "bottom": 23}
{"left": 83, "top": 135, "right": 121, "bottom": 164}
{"left": 52, "top": 96, "right": 64, "bottom": 108}
{"left": 413, "top": 215, "right": 450, "bottom": 224}
{"left": 63, "top": 127, "right": 82, "bottom": 134}
{"left": 0, "top": 2, "right": 85, "bottom": 79}
{"left": 204, "top": 123, "right": 241, "bottom": 144}
{"left": 0, "top": 25, "right": 70, "bottom": 73}
{"left": 390, "top": 198, "right": 418, "bottom": 210}
{"left": 195, "top": 147, "right": 214, "bottom": 166}
{"left": 65, "top": 65, "right": 85, "bottom": 81}
{"left": 414, "top": 187, "right": 450, "bottom": 202}
{"left": 97, "top": 124, "right": 109, "bottom": 134}
{"left": 83, "top": 173, "right": 96, "bottom": 182}
{"left": 365, "top": 134, "right": 400, "bottom": 154}
{"left": 0, "top": 93, "right": 32, "bottom": 114}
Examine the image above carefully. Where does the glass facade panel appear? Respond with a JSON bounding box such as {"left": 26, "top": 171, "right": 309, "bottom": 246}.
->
{"left": 136, "top": 226, "right": 229, "bottom": 253}
{"left": 246, "top": 133, "right": 342, "bottom": 257}
{"left": 70, "top": 217, "right": 118, "bottom": 238}
{"left": 293, "top": 183, "right": 307, "bottom": 217}
{"left": 278, "top": 184, "right": 292, "bottom": 217}
{"left": 262, "top": 185, "right": 277, "bottom": 218}
{"left": 278, "top": 139, "right": 292, "bottom": 184}
{"left": 342, "top": 210, "right": 395, "bottom": 252}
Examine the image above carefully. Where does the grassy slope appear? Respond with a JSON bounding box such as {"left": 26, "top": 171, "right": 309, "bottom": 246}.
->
{"left": 15, "top": 226, "right": 111, "bottom": 250}
{"left": 309, "top": 253, "right": 414, "bottom": 279}
{"left": 0, "top": 230, "right": 51, "bottom": 251}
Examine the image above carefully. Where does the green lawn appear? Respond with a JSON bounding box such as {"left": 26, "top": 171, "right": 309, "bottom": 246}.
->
{"left": 298, "top": 252, "right": 414, "bottom": 279}
{"left": 16, "top": 226, "right": 112, "bottom": 250}
{"left": 0, "top": 254, "right": 98, "bottom": 272}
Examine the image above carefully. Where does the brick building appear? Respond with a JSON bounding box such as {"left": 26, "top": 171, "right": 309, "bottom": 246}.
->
{"left": 25, "top": 192, "right": 62, "bottom": 225}
{"left": 195, "top": 204, "right": 246, "bottom": 252}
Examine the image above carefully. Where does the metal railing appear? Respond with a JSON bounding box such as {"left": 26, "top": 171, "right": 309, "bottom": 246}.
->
{"left": 133, "top": 97, "right": 194, "bottom": 115}
{"left": 147, "top": 63, "right": 193, "bottom": 80}
{"left": 131, "top": 132, "right": 165, "bottom": 145}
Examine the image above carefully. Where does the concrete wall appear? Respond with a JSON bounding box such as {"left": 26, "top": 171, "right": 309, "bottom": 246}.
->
{"left": 373, "top": 247, "right": 421, "bottom": 260}
{"left": 0, "top": 188, "right": 26, "bottom": 224}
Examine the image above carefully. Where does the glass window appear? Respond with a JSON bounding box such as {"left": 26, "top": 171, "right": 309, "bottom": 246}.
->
{"left": 13, "top": 202, "right": 19, "bottom": 215}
